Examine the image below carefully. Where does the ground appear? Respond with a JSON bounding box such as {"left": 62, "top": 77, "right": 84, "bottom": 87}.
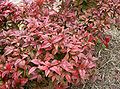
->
{"left": 72, "top": 28, "right": 120, "bottom": 89}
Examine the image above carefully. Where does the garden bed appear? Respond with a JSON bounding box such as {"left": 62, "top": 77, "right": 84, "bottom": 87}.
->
{"left": 71, "top": 28, "right": 120, "bottom": 89}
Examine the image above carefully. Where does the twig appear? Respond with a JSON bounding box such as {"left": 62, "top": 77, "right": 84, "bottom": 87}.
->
{"left": 81, "top": 84, "right": 86, "bottom": 89}
{"left": 98, "top": 49, "right": 102, "bottom": 58}
{"left": 98, "top": 59, "right": 112, "bottom": 70}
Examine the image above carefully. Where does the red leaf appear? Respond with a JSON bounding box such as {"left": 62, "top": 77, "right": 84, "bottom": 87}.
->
{"left": 41, "top": 41, "right": 51, "bottom": 49}
{"left": 55, "top": 84, "right": 67, "bottom": 89}
{"left": 70, "top": 47, "right": 79, "bottom": 53}
{"left": 38, "top": 65, "right": 48, "bottom": 70}
{"left": 18, "top": 60, "right": 26, "bottom": 69}
{"left": 88, "top": 35, "right": 94, "bottom": 42}
{"left": 92, "top": 57, "right": 98, "bottom": 61}
{"left": 45, "top": 61, "right": 51, "bottom": 67}
{"left": 20, "top": 78, "right": 28, "bottom": 86}
{"left": 38, "top": 49, "right": 43, "bottom": 54}
{"left": 28, "top": 67, "right": 37, "bottom": 75}
{"left": 40, "top": 34, "right": 49, "bottom": 40}
{"left": 44, "top": 52, "right": 53, "bottom": 61}
{"left": 30, "top": 28, "right": 36, "bottom": 32}
{"left": 78, "top": 53, "right": 87, "bottom": 59}
{"left": 66, "top": 0, "right": 71, "bottom": 6}
{"left": 89, "top": 23, "right": 93, "bottom": 28}
{"left": 72, "top": 56, "right": 78, "bottom": 63}
{"left": 15, "top": 59, "right": 22, "bottom": 66}
{"left": 80, "top": 60, "right": 89, "bottom": 68}
{"left": 50, "top": 66, "right": 61, "bottom": 75}
{"left": 51, "top": 60, "right": 59, "bottom": 66}
{"left": 12, "top": 72, "right": 22, "bottom": 84}
{"left": 103, "top": 41, "right": 108, "bottom": 48}
{"left": 79, "top": 69, "right": 86, "bottom": 79}
{"left": 2, "top": 71, "right": 9, "bottom": 78}
{"left": 39, "top": 61, "right": 46, "bottom": 65}
{"left": 0, "top": 84, "right": 6, "bottom": 89}
{"left": 60, "top": 61, "right": 73, "bottom": 72}
{"left": 65, "top": 74, "right": 71, "bottom": 83}
{"left": 52, "top": 35, "right": 64, "bottom": 43}
{"left": 4, "top": 46, "right": 14, "bottom": 55}
{"left": 63, "top": 53, "right": 69, "bottom": 61}
{"left": 29, "top": 75, "right": 38, "bottom": 80}
{"left": 22, "top": 54, "right": 28, "bottom": 59}
{"left": 45, "top": 69, "right": 50, "bottom": 77}
{"left": 6, "top": 63, "right": 12, "bottom": 71}
{"left": 87, "top": 61, "right": 96, "bottom": 68}
{"left": 31, "top": 59, "right": 40, "bottom": 65}
{"left": 52, "top": 75, "right": 56, "bottom": 82}
{"left": 3, "top": 10, "right": 11, "bottom": 14}
{"left": 35, "top": 0, "right": 44, "bottom": 5}
{"left": 37, "top": 75, "right": 42, "bottom": 81}
{"left": 105, "top": 35, "right": 110, "bottom": 43}
{"left": 72, "top": 70, "right": 79, "bottom": 79}
{"left": 52, "top": 44, "right": 58, "bottom": 55}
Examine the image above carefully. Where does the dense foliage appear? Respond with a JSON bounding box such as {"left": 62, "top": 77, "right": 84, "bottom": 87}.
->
{"left": 0, "top": 0, "right": 119, "bottom": 89}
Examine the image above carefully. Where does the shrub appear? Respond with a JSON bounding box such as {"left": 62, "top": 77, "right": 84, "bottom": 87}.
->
{"left": 0, "top": 0, "right": 119, "bottom": 89}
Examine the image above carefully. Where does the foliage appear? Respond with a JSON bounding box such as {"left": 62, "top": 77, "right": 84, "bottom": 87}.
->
{"left": 0, "top": 0, "right": 119, "bottom": 89}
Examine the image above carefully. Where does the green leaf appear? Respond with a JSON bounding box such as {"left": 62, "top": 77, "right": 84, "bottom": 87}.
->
{"left": 82, "top": 0, "right": 88, "bottom": 11}
{"left": 97, "top": 39, "right": 101, "bottom": 44}
{"left": 102, "top": 44, "right": 106, "bottom": 49}
{"left": 54, "top": 53, "right": 65, "bottom": 60}
{"left": 83, "top": 0, "right": 87, "bottom": 3}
